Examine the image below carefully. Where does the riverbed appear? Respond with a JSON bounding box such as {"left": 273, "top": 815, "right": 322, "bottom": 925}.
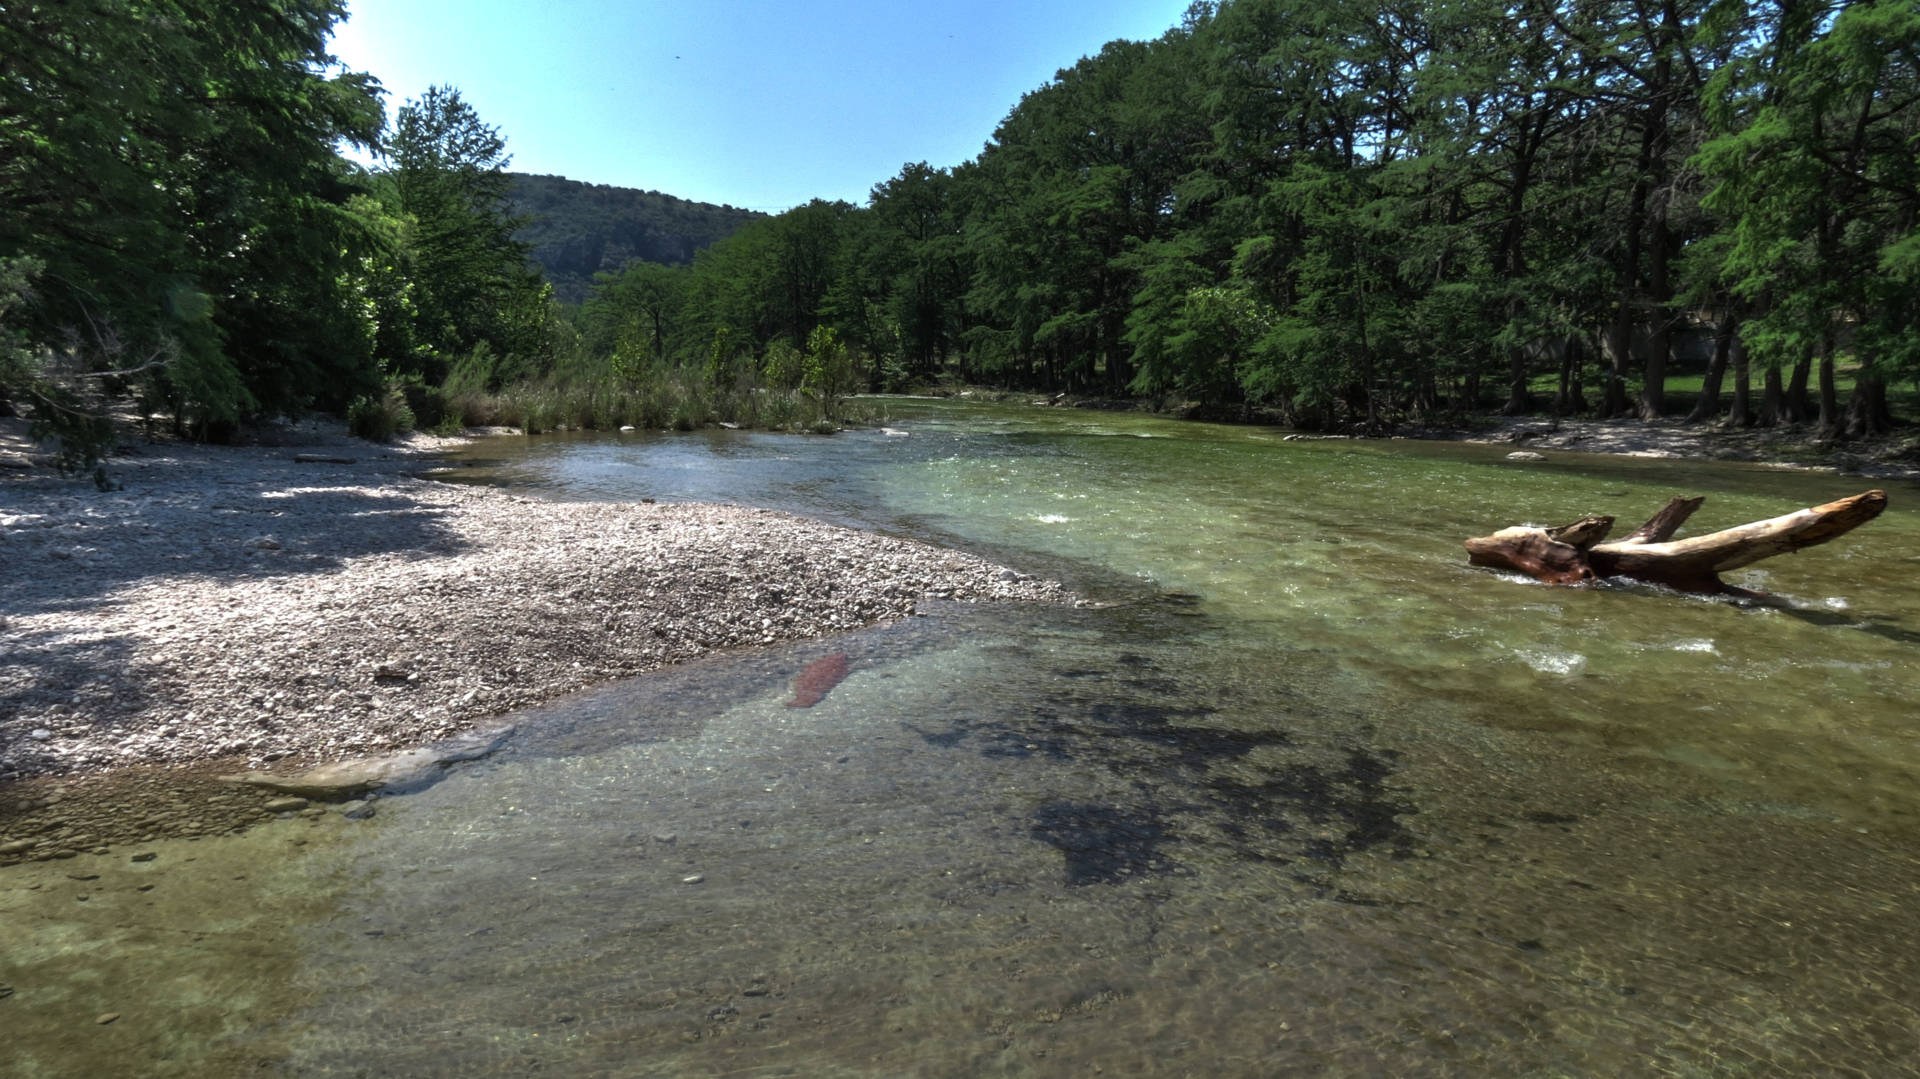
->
{"left": 5, "top": 399, "right": 1918, "bottom": 1076}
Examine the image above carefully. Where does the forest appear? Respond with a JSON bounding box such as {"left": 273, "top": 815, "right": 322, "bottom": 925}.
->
{"left": 505, "top": 174, "right": 763, "bottom": 304}
{"left": 3, "top": 0, "right": 1917, "bottom": 469}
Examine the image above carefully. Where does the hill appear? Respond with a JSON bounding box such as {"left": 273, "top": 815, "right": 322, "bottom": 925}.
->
{"left": 507, "top": 173, "right": 763, "bottom": 303}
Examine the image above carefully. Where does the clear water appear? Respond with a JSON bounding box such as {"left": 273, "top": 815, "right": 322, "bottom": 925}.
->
{"left": 6, "top": 400, "right": 1919, "bottom": 1076}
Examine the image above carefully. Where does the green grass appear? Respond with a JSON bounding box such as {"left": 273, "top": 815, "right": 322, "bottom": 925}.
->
{"left": 447, "top": 366, "right": 885, "bottom": 435}
{"left": 1520, "top": 359, "right": 1920, "bottom": 419}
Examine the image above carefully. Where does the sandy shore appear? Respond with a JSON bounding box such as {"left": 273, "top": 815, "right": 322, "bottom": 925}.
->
{"left": 0, "top": 421, "right": 1069, "bottom": 793}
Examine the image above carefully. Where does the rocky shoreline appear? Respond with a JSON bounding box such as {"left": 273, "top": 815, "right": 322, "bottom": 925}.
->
{"left": 0, "top": 421, "right": 1072, "bottom": 858}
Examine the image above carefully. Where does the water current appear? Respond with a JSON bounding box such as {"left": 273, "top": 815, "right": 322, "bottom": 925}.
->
{"left": 6, "top": 399, "right": 1919, "bottom": 1076}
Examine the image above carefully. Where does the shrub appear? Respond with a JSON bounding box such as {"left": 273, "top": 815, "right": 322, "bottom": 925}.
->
{"left": 392, "top": 373, "right": 447, "bottom": 431}
{"left": 763, "top": 340, "right": 803, "bottom": 390}
{"left": 347, "top": 386, "right": 416, "bottom": 442}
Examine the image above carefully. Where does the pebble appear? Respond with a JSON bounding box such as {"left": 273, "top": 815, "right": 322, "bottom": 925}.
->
{"left": 129, "top": 852, "right": 156, "bottom": 863}
{"left": 96, "top": 1013, "right": 120, "bottom": 1025}
{"left": 262, "top": 797, "right": 310, "bottom": 814}
{"left": 681, "top": 874, "right": 705, "bottom": 885}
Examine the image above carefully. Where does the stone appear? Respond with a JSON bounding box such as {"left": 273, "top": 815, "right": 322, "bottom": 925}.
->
{"left": 96, "top": 1013, "right": 120, "bottom": 1025}
{"left": 681, "top": 874, "right": 705, "bottom": 885}
{"left": 129, "top": 852, "right": 157, "bottom": 863}
{"left": 1506, "top": 450, "right": 1547, "bottom": 462}
{"left": 340, "top": 801, "right": 376, "bottom": 820}
{"left": 263, "top": 797, "right": 310, "bottom": 814}
{"left": 0, "top": 840, "right": 35, "bottom": 856}
{"left": 223, "top": 725, "right": 515, "bottom": 800}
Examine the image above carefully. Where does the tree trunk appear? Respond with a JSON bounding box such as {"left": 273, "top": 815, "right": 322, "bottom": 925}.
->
{"left": 1554, "top": 336, "right": 1585, "bottom": 416}
{"left": 1758, "top": 364, "right": 1785, "bottom": 427}
{"left": 1464, "top": 490, "right": 1888, "bottom": 594}
{"left": 1843, "top": 375, "right": 1893, "bottom": 439}
{"left": 1686, "top": 317, "right": 1732, "bottom": 423}
{"left": 1784, "top": 350, "right": 1812, "bottom": 423}
{"left": 1503, "top": 345, "right": 1532, "bottom": 415}
{"left": 1726, "top": 331, "right": 1752, "bottom": 428}
{"left": 1602, "top": 317, "right": 1633, "bottom": 417}
{"left": 1815, "top": 345, "right": 1841, "bottom": 440}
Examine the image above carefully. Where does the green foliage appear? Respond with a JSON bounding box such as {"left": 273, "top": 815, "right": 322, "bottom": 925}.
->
{"left": 383, "top": 86, "right": 552, "bottom": 386}
{"left": 347, "top": 386, "right": 417, "bottom": 443}
{"left": 763, "top": 340, "right": 804, "bottom": 390}
{"left": 1696, "top": 0, "right": 1920, "bottom": 391}
{"left": 391, "top": 374, "right": 449, "bottom": 432}
{"left": 507, "top": 173, "right": 764, "bottom": 303}
{"left": 0, "top": 257, "right": 117, "bottom": 483}
{"left": 0, "top": 0, "right": 387, "bottom": 451}
{"left": 802, "top": 326, "right": 858, "bottom": 419}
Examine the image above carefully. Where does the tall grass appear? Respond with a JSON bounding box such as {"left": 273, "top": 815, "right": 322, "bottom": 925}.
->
{"left": 443, "top": 364, "right": 883, "bottom": 435}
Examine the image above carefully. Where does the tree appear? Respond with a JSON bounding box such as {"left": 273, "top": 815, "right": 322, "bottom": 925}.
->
{"left": 585, "top": 261, "right": 688, "bottom": 378}
{"left": 382, "top": 85, "right": 550, "bottom": 387}
{"left": 0, "top": 0, "right": 385, "bottom": 459}
{"left": 1698, "top": 0, "right": 1920, "bottom": 439}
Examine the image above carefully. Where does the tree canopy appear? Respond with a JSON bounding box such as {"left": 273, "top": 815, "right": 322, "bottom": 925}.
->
{"left": 6, "top": 0, "right": 1914, "bottom": 463}
{"left": 575, "top": 0, "right": 1918, "bottom": 437}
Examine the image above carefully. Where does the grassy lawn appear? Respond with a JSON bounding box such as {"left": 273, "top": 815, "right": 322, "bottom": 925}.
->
{"left": 1520, "top": 359, "right": 1920, "bottom": 419}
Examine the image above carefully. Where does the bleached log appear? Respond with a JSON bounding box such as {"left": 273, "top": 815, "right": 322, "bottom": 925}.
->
{"left": 1465, "top": 490, "right": 1887, "bottom": 593}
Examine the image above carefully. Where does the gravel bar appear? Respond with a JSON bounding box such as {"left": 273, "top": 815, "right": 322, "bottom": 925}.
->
{"left": 0, "top": 422, "right": 1071, "bottom": 785}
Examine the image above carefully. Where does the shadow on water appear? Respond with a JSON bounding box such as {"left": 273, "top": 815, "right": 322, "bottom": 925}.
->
{"left": 1761, "top": 602, "right": 1920, "bottom": 646}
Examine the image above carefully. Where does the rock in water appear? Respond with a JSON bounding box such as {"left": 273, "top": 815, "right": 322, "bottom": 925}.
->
{"left": 785, "top": 653, "right": 850, "bottom": 708}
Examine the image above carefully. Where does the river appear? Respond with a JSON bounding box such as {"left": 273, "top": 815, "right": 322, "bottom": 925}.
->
{"left": 6, "top": 399, "right": 1919, "bottom": 1076}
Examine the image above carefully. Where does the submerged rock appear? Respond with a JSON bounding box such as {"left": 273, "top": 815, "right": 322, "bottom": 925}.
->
{"left": 223, "top": 725, "right": 514, "bottom": 801}
{"left": 785, "top": 653, "right": 850, "bottom": 708}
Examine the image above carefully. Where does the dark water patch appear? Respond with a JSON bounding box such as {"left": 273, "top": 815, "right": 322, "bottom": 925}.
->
{"left": 1029, "top": 800, "right": 1178, "bottom": 885}
{"left": 1196, "top": 747, "right": 1416, "bottom": 868}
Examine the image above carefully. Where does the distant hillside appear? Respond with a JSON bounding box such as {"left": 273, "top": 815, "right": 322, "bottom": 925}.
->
{"left": 507, "top": 173, "right": 763, "bottom": 303}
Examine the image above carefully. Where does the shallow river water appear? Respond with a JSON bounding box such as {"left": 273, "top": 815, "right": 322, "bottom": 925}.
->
{"left": 7, "top": 400, "right": 1920, "bottom": 1077}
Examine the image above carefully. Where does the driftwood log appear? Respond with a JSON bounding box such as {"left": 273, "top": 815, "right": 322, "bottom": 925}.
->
{"left": 1464, "top": 490, "right": 1887, "bottom": 594}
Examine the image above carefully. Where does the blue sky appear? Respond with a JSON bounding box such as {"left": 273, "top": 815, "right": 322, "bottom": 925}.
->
{"left": 328, "top": 0, "right": 1195, "bottom": 212}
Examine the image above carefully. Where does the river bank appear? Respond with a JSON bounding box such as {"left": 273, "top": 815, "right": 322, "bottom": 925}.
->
{"left": 951, "top": 387, "right": 1920, "bottom": 480}
{"left": 0, "top": 419, "right": 1072, "bottom": 856}
{"left": 1445, "top": 414, "right": 1920, "bottom": 480}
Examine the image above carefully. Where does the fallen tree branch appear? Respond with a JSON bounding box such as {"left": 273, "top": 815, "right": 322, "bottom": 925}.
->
{"left": 1464, "top": 490, "right": 1888, "bottom": 593}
